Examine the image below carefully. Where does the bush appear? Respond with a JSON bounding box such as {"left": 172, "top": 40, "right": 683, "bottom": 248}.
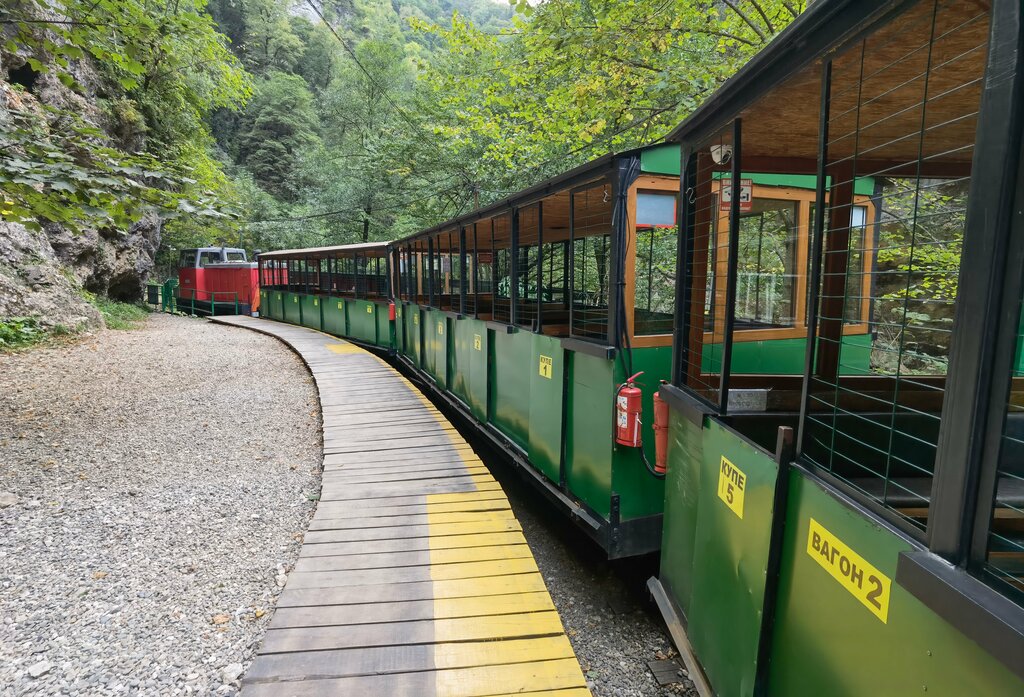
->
{"left": 0, "top": 316, "right": 47, "bottom": 349}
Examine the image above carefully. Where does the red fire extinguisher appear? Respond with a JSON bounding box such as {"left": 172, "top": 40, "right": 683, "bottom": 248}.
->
{"left": 388, "top": 301, "right": 397, "bottom": 321}
{"left": 615, "top": 372, "right": 645, "bottom": 448}
{"left": 652, "top": 383, "right": 669, "bottom": 475}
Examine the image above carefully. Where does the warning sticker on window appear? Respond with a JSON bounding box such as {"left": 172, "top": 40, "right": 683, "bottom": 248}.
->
{"left": 807, "top": 518, "right": 891, "bottom": 623}
{"left": 717, "top": 456, "right": 746, "bottom": 519}
{"left": 538, "top": 355, "right": 553, "bottom": 379}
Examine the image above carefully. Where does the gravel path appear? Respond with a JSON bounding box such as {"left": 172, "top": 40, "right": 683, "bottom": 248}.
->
{"left": 0, "top": 314, "right": 321, "bottom": 696}
{"left": 473, "top": 442, "right": 697, "bottom": 697}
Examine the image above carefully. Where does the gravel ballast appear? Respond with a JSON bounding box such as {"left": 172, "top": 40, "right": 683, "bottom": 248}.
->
{"left": 0, "top": 314, "right": 321, "bottom": 696}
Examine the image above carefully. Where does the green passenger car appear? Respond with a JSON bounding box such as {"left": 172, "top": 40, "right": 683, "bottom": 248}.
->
{"left": 650, "top": 0, "right": 1024, "bottom": 694}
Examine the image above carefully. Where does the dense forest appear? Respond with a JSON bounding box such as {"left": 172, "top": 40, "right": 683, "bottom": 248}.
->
{"left": 2, "top": 1, "right": 804, "bottom": 277}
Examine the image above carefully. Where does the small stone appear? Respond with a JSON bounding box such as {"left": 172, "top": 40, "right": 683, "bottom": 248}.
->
{"left": 0, "top": 492, "right": 19, "bottom": 507}
{"left": 275, "top": 574, "right": 287, "bottom": 588}
{"left": 28, "top": 659, "right": 53, "bottom": 678}
{"left": 221, "top": 663, "right": 243, "bottom": 684}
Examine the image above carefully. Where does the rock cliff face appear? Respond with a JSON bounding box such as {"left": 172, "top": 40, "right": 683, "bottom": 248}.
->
{"left": 1, "top": 49, "right": 162, "bottom": 330}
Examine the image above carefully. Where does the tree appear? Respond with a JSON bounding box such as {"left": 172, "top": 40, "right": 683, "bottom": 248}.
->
{"left": 237, "top": 72, "right": 322, "bottom": 201}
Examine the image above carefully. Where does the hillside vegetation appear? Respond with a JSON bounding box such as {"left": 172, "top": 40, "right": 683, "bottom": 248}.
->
{"left": 1, "top": 0, "right": 803, "bottom": 321}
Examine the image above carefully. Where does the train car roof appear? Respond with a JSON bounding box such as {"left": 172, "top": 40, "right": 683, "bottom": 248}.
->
{"left": 258, "top": 241, "right": 392, "bottom": 260}
{"left": 397, "top": 143, "right": 680, "bottom": 245}
{"left": 667, "top": 0, "right": 893, "bottom": 148}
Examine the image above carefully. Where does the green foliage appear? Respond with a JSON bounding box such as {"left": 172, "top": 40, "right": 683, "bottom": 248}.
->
{"left": 81, "top": 289, "right": 149, "bottom": 329}
{"left": 3, "top": 0, "right": 250, "bottom": 235}
{"left": 237, "top": 72, "right": 322, "bottom": 201}
{"left": 0, "top": 316, "right": 47, "bottom": 349}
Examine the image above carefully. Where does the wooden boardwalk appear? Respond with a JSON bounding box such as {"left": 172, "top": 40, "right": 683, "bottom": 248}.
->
{"left": 212, "top": 316, "right": 590, "bottom": 697}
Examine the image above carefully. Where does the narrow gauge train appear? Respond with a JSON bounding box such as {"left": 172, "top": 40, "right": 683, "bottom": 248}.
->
{"left": 254, "top": 0, "right": 1024, "bottom": 693}
{"left": 258, "top": 147, "right": 854, "bottom": 557}
{"left": 177, "top": 246, "right": 260, "bottom": 315}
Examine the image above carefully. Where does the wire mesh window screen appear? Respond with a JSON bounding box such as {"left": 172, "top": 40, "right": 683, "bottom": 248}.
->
{"left": 801, "top": 0, "right": 988, "bottom": 535}
{"left": 516, "top": 205, "right": 541, "bottom": 329}
{"left": 493, "top": 214, "right": 512, "bottom": 323}
{"left": 634, "top": 194, "right": 677, "bottom": 336}
{"left": 463, "top": 228, "right": 476, "bottom": 317}
{"left": 476, "top": 222, "right": 494, "bottom": 297}
{"left": 678, "top": 132, "right": 735, "bottom": 404}
{"left": 988, "top": 301, "right": 1024, "bottom": 602}
{"left": 735, "top": 199, "right": 799, "bottom": 328}
{"left": 571, "top": 183, "right": 613, "bottom": 341}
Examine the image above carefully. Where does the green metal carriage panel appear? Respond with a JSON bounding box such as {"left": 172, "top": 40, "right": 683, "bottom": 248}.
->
{"left": 466, "top": 320, "right": 488, "bottom": 422}
{"left": 687, "top": 419, "right": 779, "bottom": 697}
{"left": 424, "top": 310, "right": 447, "bottom": 387}
{"left": 375, "top": 304, "right": 391, "bottom": 348}
{"left": 657, "top": 411, "right": 705, "bottom": 619}
{"left": 347, "top": 300, "right": 378, "bottom": 345}
{"left": 273, "top": 291, "right": 285, "bottom": 321}
{"left": 395, "top": 303, "right": 406, "bottom": 354}
{"left": 283, "top": 292, "right": 302, "bottom": 325}
{"left": 322, "top": 297, "right": 347, "bottom": 337}
{"left": 768, "top": 471, "right": 1024, "bottom": 696}
{"left": 489, "top": 329, "right": 533, "bottom": 451}
{"left": 300, "top": 294, "right": 322, "bottom": 331}
{"left": 259, "top": 289, "right": 269, "bottom": 318}
{"left": 527, "top": 335, "right": 564, "bottom": 483}
{"left": 701, "top": 334, "right": 873, "bottom": 375}
{"left": 406, "top": 305, "right": 423, "bottom": 366}
{"left": 610, "top": 346, "right": 672, "bottom": 521}
{"left": 450, "top": 319, "right": 474, "bottom": 407}
{"left": 564, "top": 351, "right": 614, "bottom": 519}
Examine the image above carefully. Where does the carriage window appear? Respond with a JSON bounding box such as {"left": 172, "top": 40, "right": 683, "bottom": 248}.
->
{"left": 801, "top": 0, "right": 986, "bottom": 536}
{"left": 735, "top": 199, "right": 799, "bottom": 328}
{"left": 634, "top": 225, "right": 676, "bottom": 336}
{"left": 571, "top": 184, "right": 613, "bottom": 341}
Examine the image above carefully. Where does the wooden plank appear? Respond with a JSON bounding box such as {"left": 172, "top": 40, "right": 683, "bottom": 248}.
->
{"left": 321, "top": 458, "right": 477, "bottom": 474}
{"left": 260, "top": 610, "right": 563, "bottom": 654}
{"left": 312, "top": 498, "right": 509, "bottom": 520}
{"left": 303, "top": 518, "right": 522, "bottom": 542}
{"left": 285, "top": 558, "right": 539, "bottom": 590}
{"left": 322, "top": 467, "right": 486, "bottom": 486}
{"left": 269, "top": 591, "right": 554, "bottom": 629}
{"left": 299, "top": 531, "right": 527, "bottom": 558}
{"left": 316, "top": 477, "right": 496, "bottom": 501}
{"left": 243, "top": 658, "right": 585, "bottom": 697}
{"left": 308, "top": 510, "right": 516, "bottom": 531}
{"left": 277, "top": 573, "right": 549, "bottom": 608}
{"left": 311, "top": 489, "right": 504, "bottom": 511}
{"left": 244, "top": 636, "right": 574, "bottom": 682}
{"left": 292, "top": 543, "right": 532, "bottom": 573}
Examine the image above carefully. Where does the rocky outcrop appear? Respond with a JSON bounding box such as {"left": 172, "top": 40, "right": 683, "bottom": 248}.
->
{"left": 1, "top": 38, "right": 163, "bottom": 329}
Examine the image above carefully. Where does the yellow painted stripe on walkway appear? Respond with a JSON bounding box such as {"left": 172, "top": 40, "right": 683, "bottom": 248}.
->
{"left": 326, "top": 342, "right": 364, "bottom": 355}
{"left": 428, "top": 492, "right": 588, "bottom": 695}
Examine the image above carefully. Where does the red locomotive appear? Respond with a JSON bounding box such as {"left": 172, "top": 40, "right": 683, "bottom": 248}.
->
{"left": 177, "top": 247, "right": 260, "bottom": 315}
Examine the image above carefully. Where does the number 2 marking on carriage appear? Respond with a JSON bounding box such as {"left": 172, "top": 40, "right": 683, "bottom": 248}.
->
{"left": 807, "top": 518, "right": 891, "bottom": 623}
{"left": 473, "top": 334, "right": 482, "bottom": 351}
{"left": 717, "top": 456, "right": 746, "bottom": 519}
